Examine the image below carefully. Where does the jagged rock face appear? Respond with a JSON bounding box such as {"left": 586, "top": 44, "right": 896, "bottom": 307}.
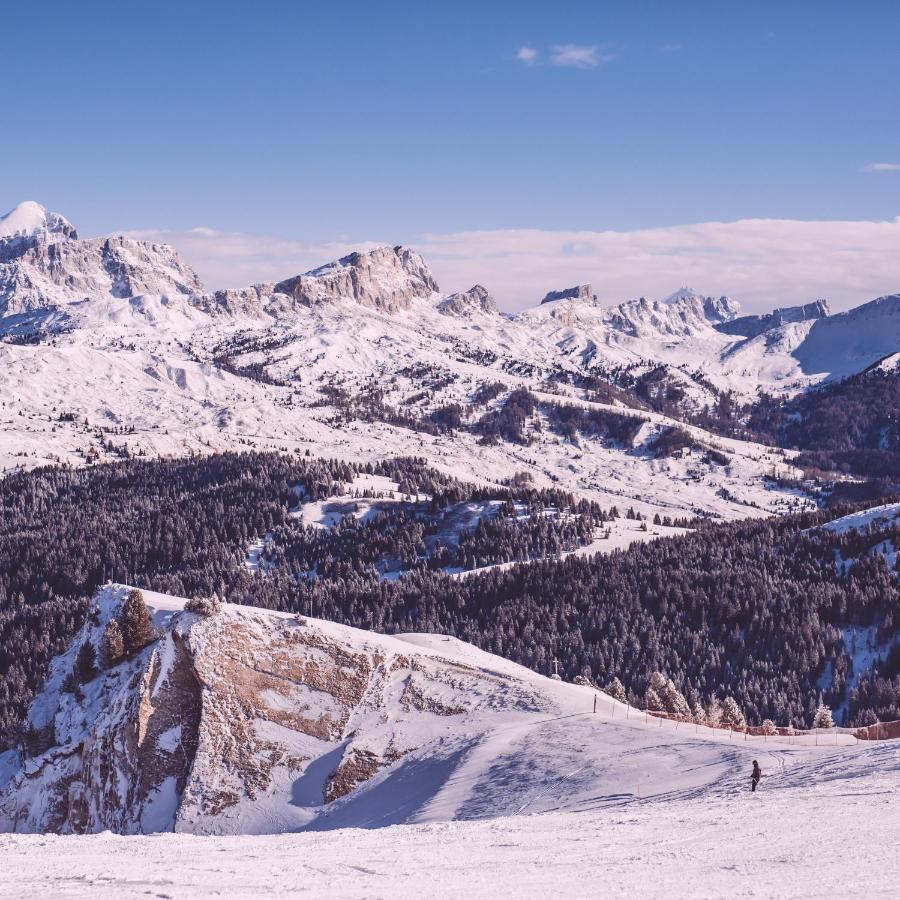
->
{"left": 438, "top": 284, "right": 498, "bottom": 317}
{"left": 0, "top": 202, "right": 79, "bottom": 263}
{"left": 717, "top": 299, "right": 830, "bottom": 339}
{"left": 272, "top": 245, "right": 439, "bottom": 313}
{"left": 603, "top": 293, "right": 739, "bottom": 339}
{"left": 540, "top": 283, "right": 595, "bottom": 305}
{"left": 0, "top": 204, "right": 205, "bottom": 319}
{"left": 0, "top": 594, "right": 202, "bottom": 834}
{"left": 0, "top": 588, "right": 544, "bottom": 835}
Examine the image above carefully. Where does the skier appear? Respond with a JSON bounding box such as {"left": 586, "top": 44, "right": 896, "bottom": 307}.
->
{"left": 751, "top": 760, "right": 761, "bottom": 792}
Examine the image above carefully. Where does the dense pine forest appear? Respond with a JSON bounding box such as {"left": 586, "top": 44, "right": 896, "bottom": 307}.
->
{"left": 1, "top": 452, "right": 898, "bottom": 748}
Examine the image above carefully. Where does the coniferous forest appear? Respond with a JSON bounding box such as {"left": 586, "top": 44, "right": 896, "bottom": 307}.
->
{"left": 0, "top": 452, "right": 898, "bottom": 748}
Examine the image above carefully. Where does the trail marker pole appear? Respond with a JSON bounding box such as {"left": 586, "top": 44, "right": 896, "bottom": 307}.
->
{"left": 593, "top": 695, "right": 597, "bottom": 714}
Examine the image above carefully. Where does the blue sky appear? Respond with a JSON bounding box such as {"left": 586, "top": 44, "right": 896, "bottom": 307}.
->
{"left": 4, "top": 1, "right": 900, "bottom": 308}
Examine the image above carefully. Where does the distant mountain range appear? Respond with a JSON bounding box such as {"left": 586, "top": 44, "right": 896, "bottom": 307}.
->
{"left": 1, "top": 200, "right": 899, "bottom": 520}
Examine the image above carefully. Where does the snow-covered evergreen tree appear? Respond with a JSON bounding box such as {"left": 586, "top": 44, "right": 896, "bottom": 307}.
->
{"left": 661, "top": 678, "right": 690, "bottom": 718}
{"left": 813, "top": 703, "right": 834, "bottom": 729}
{"left": 607, "top": 676, "right": 626, "bottom": 703}
{"left": 720, "top": 696, "right": 747, "bottom": 728}
{"left": 645, "top": 687, "right": 663, "bottom": 711}
{"left": 705, "top": 697, "right": 723, "bottom": 727}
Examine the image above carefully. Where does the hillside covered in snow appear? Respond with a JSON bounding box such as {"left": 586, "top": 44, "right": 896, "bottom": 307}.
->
{"left": 0, "top": 585, "right": 879, "bottom": 839}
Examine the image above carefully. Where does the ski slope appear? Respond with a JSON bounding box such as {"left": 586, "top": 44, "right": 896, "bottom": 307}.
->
{"left": 0, "top": 742, "right": 896, "bottom": 899}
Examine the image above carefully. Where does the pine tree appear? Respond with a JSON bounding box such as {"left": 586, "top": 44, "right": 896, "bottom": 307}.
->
{"left": 721, "top": 696, "right": 746, "bottom": 728}
{"left": 705, "top": 697, "right": 723, "bottom": 726}
{"left": 812, "top": 703, "right": 834, "bottom": 729}
{"left": 101, "top": 618, "right": 125, "bottom": 668}
{"left": 119, "top": 589, "right": 155, "bottom": 656}
{"left": 691, "top": 702, "right": 706, "bottom": 724}
{"left": 74, "top": 642, "right": 97, "bottom": 684}
{"left": 645, "top": 687, "right": 663, "bottom": 711}
{"left": 761, "top": 719, "right": 777, "bottom": 735}
{"left": 607, "top": 676, "right": 627, "bottom": 703}
{"left": 661, "top": 678, "right": 690, "bottom": 718}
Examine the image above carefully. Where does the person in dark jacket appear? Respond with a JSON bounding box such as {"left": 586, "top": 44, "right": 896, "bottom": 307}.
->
{"left": 751, "top": 760, "right": 761, "bottom": 792}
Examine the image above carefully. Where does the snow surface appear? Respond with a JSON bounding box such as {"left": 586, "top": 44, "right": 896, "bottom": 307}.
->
{"left": 0, "top": 201, "right": 54, "bottom": 239}
{"left": 0, "top": 742, "right": 896, "bottom": 899}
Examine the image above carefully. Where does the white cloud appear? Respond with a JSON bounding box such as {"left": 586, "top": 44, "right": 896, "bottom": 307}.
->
{"left": 661, "top": 43, "right": 683, "bottom": 53}
{"left": 549, "top": 44, "right": 614, "bottom": 69}
{"left": 861, "top": 162, "right": 900, "bottom": 173}
{"left": 419, "top": 218, "right": 900, "bottom": 314}
{"left": 516, "top": 46, "right": 538, "bottom": 64}
{"left": 127, "top": 217, "right": 900, "bottom": 316}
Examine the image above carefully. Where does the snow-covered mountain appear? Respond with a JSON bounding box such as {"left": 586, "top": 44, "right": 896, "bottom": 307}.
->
{"left": 0, "top": 202, "right": 898, "bottom": 522}
{"left": 0, "top": 202, "right": 203, "bottom": 322}
{"left": 0, "top": 585, "right": 860, "bottom": 836}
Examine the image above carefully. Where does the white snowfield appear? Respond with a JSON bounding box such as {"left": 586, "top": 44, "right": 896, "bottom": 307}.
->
{"left": 2, "top": 588, "right": 898, "bottom": 897}
{"left": 0, "top": 757, "right": 897, "bottom": 899}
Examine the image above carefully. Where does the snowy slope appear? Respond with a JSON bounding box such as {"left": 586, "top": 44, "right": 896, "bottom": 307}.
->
{"left": 1, "top": 749, "right": 897, "bottom": 899}
{"left": 0, "top": 586, "right": 870, "bottom": 837}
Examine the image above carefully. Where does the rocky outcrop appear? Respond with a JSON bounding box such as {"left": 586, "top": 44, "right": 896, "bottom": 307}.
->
{"left": 603, "top": 292, "right": 740, "bottom": 339}
{"left": 540, "top": 283, "right": 595, "bottom": 305}
{"left": 273, "top": 245, "right": 438, "bottom": 312}
{"left": 437, "top": 284, "right": 498, "bottom": 317}
{"left": 0, "top": 587, "right": 546, "bottom": 835}
{"left": 0, "top": 203, "right": 205, "bottom": 319}
{"left": 205, "top": 245, "right": 440, "bottom": 318}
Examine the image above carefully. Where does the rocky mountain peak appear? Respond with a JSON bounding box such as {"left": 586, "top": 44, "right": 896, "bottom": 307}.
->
{"left": 272, "top": 245, "right": 439, "bottom": 313}
{"left": 540, "top": 283, "right": 595, "bottom": 305}
{"left": 437, "top": 284, "right": 498, "bottom": 317}
{"left": 0, "top": 202, "right": 78, "bottom": 261}
{"left": 0, "top": 203, "right": 204, "bottom": 321}
{"left": 601, "top": 291, "right": 739, "bottom": 339}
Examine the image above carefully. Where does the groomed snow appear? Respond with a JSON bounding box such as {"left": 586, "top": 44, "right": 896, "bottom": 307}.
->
{"left": 0, "top": 743, "right": 896, "bottom": 899}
